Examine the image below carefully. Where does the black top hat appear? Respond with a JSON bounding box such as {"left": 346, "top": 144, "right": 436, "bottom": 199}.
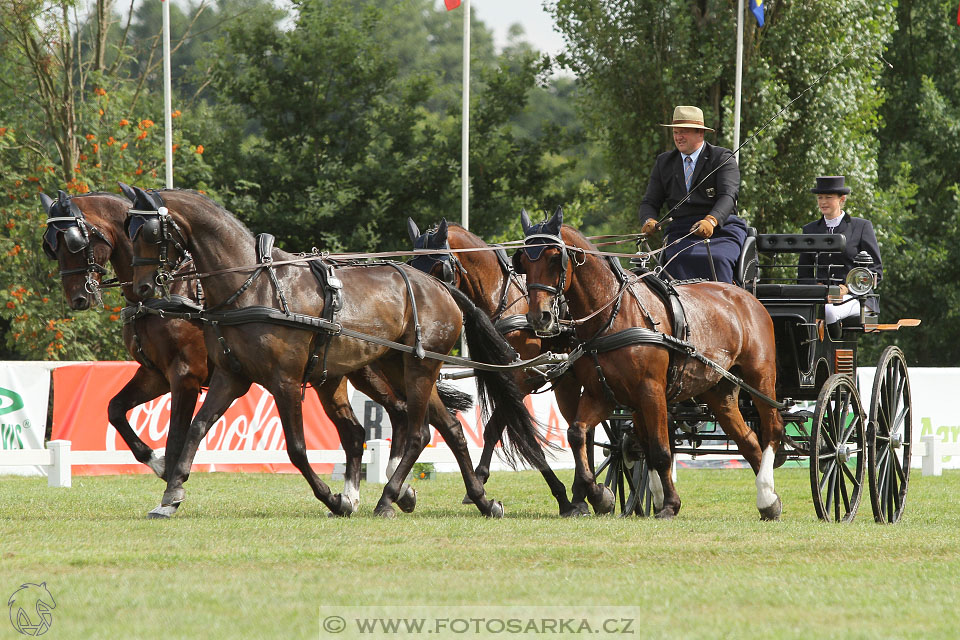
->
{"left": 810, "top": 175, "right": 851, "bottom": 195}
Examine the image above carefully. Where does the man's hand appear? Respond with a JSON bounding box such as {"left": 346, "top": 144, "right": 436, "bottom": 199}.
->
{"left": 640, "top": 218, "right": 658, "bottom": 235}
{"left": 691, "top": 215, "right": 717, "bottom": 238}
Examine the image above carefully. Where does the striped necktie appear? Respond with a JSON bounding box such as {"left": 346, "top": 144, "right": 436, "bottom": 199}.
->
{"left": 684, "top": 156, "right": 694, "bottom": 192}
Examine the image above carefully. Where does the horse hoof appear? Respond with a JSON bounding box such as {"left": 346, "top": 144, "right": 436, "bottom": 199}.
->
{"left": 146, "top": 454, "right": 165, "bottom": 479}
{"left": 654, "top": 506, "right": 676, "bottom": 520}
{"left": 328, "top": 494, "right": 356, "bottom": 518}
{"left": 374, "top": 505, "right": 396, "bottom": 519}
{"left": 561, "top": 502, "right": 591, "bottom": 518}
{"left": 485, "top": 500, "right": 504, "bottom": 519}
{"left": 146, "top": 503, "right": 179, "bottom": 519}
{"left": 397, "top": 485, "right": 417, "bottom": 513}
{"left": 759, "top": 495, "right": 782, "bottom": 521}
{"left": 593, "top": 485, "right": 616, "bottom": 515}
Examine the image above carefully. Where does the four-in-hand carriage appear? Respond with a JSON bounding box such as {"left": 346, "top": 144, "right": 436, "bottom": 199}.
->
{"left": 595, "top": 231, "right": 917, "bottom": 523}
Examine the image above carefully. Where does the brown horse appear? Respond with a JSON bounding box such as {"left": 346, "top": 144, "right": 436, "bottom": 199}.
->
{"left": 42, "top": 189, "right": 468, "bottom": 517}
{"left": 126, "top": 188, "right": 545, "bottom": 518}
{"left": 41, "top": 190, "right": 206, "bottom": 479}
{"left": 407, "top": 218, "right": 583, "bottom": 515}
{"left": 517, "top": 208, "right": 784, "bottom": 519}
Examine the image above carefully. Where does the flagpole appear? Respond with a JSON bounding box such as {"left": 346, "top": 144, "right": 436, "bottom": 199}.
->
{"left": 733, "top": 0, "right": 744, "bottom": 163}
{"left": 162, "top": 0, "right": 173, "bottom": 188}
{"left": 461, "top": 0, "right": 470, "bottom": 231}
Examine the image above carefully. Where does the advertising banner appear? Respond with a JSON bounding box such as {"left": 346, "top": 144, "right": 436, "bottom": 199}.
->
{"left": 0, "top": 362, "right": 51, "bottom": 476}
{"left": 52, "top": 362, "right": 342, "bottom": 475}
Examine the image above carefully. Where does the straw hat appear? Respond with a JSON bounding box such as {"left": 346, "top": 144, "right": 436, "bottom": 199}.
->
{"left": 659, "top": 105, "right": 715, "bottom": 131}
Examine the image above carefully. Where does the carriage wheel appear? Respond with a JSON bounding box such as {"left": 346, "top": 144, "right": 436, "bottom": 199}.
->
{"left": 809, "top": 374, "right": 867, "bottom": 523}
{"left": 868, "top": 346, "right": 912, "bottom": 524}
{"left": 595, "top": 418, "right": 653, "bottom": 517}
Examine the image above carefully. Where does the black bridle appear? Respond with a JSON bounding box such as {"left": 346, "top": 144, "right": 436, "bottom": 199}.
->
{"left": 408, "top": 229, "right": 465, "bottom": 286}
{"left": 124, "top": 204, "right": 191, "bottom": 297}
{"left": 42, "top": 196, "right": 113, "bottom": 303}
{"left": 513, "top": 232, "right": 583, "bottom": 337}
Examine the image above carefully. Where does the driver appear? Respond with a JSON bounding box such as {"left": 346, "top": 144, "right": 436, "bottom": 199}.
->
{"left": 638, "top": 105, "right": 748, "bottom": 283}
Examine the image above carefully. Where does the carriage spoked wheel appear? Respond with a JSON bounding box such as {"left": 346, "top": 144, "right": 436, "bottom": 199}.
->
{"left": 809, "top": 374, "right": 867, "bottom": 523}
{"left": 868, "top": 346, "right": 912, "bottom": 524}
{"left": 594, "top": 418, "right": 653, "bottom": 517}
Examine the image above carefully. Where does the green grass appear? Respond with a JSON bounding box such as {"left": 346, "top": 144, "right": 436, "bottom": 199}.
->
{"left": 2, "top": 468, "right": 959, "bottom": 639}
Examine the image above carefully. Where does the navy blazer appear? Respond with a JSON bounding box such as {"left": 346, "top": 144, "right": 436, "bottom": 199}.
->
{"left": 638, "top": 141, "right": 740, "bottom": 230}
{"left": 799, "top": 213, "right": 883, "bottom": 313}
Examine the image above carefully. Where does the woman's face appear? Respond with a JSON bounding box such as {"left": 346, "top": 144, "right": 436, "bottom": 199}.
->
{"left": 816, "top": 194, "right": 845, "bottom": 219}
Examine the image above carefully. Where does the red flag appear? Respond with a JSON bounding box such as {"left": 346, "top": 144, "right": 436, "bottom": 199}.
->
{"left": 445, "top": 0, "right": 460, "bottom": 9}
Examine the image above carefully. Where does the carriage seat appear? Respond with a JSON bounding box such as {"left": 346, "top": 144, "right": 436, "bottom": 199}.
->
{"left": 735, "top": 227, "right": 758, "bottom": 290}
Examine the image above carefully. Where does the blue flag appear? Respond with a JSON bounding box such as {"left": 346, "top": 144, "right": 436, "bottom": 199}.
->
{"left": 750, "top": 0, "right": 765, "bottom": 27}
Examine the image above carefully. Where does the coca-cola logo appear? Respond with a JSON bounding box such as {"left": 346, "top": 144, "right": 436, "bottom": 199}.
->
{"left": 110, "top": 385, "right": 288, "bottom": 452}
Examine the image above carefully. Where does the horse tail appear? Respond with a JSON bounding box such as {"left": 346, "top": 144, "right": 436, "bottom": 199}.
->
{"left": 442, "top": 284, "right": 554, "bottom": 470}
{"left": 436, "top": 381, "right": 473, "bottom": 415}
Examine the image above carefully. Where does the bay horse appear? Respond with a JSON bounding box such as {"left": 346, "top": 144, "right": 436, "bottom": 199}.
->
{"left": 126, "top": 188, "right": 545, "bottom": 518}
{"left": 407, "top": 218, "right": 582, "bottom": 515}
{"left": 42, "top": 188, "right": 469, "bottom": 517}
{"left": 516, "top": 208, "right": 784, "bottom": 519}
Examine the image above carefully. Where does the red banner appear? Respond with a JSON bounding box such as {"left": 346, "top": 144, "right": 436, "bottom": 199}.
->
{"left": 52, "top": 362, "right": 341, "bottom": 475}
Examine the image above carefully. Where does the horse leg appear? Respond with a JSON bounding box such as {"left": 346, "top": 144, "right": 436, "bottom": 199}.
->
{"left": 106, "top": 366, "right": 170, "bottom": 477}
{"left": 148, "top": 369, "right": 250, "bottom": 519}
{"left": 162, "top": 369, "right": 204, "bottom": 483}
{"left": 314, "top": 378, "right": 365, "bottom": 516}
{"left": 425, "top": 389, "right": 503, "bottom": 518}
{"left": 699, "top": 380, "right": 781, "bottom": 520}
{"left": 348, "top": 369, "right": 418, "bottom": 512}
{"left": 566, "top": 391, "right": 615, "bottom": 517}
{"left": 634, "top": 391, "right": 680, "bottom": 519}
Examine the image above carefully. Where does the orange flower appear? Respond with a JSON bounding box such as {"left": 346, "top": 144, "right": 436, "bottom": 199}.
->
{"left": 171, "top": 110, "right": 181, "bottom": 118}
{"left": 109, "top": 314, "right": 119, "bottom": 321}
{"left": 139, "top": 119, "right": 154, "bottom": 129}
{"left": 172, "top": 144, "right": 179, "bottom": 152}
{"left": 98, "top": 109, "right": 104, "bottom": 116}
{"left": 55, "top": 331, "right": 63, "bottom": 339}
{"left": 135, "top": 168, "right": 143, "bottom": 175}
{"left": 0, "top": 127, "right": 7, "bottom": 135}
{"left": 120, "top": 142, "right": 128, "bottom": 150}
{"left": 196, "top": 145, "right": 204, "bottom": 155}
{"left": 107, "top": 136, "right": 115, "bottom": 146}
{"left": 5, "top": 301, "right": 14, "bottom": 309}
{"left": 94, "top": 87, "right": 107, "bottom": 96}
{"left": 137, "top": 131, "right": 147, "bottom": 140}
{"left": 92, "top": 143, "right": 99, "bottom": 153}
{"left": 4, "top": 221, "right": 14, "bottom": 229}
{"left": 27, "top": 177, "right": 40, "bottom": 182}
{"left": 42, "top": 297, "right": 49, "bottom": 303}
{"left": 119, "top": 119, "right": 129, "bottom": 126}
{"left": 7, "top": 245, "right": 21, "bottom": 256}
{"left": 85, "top": 133, "right": 95, "bottom": 140}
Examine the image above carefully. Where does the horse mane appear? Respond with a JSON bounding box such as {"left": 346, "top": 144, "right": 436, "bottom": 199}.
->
{"left": 560, "top": 224, "right": 598, "bottom": 252}
{"left": 158, "top": 189, "right": 255, "bottom": 241}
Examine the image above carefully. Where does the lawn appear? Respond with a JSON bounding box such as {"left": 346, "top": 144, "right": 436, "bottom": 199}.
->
{"left": 2, "top": 467, "right": 958, "bottom": 639}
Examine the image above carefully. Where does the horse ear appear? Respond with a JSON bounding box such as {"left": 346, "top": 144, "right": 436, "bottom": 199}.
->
{"left": 39, "top": 192, "right": 55, "bottom": 214}
{"left": 407, "top": 217, "right": 421, "bottom": 243}
{"left": 436, "top": 218, "right": 448, "bottom": 243}
{"left": 117, "top": 181, "right": 136, "bottom": 203}
{"left": 520, "top": 208, "right": 532, "bottom": 235}
{"left": 132, "top": 186, "right": 155, "bottom": 210}
{"left": 546, "top": 206, "right": 563, "bottom": 234}
{"left": 57, "top": 189, "right": 70, "bottom": 205}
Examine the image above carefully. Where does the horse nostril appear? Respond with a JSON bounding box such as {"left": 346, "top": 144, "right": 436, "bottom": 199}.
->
{"left": 138, "top": 283, "right": 155, "bottom": 299}
{"left": 72, "top": 296, "right": 90, "bottom": 311}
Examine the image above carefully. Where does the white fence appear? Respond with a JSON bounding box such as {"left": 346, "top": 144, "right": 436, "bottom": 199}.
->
{"left": 1, "top": 436, "right": 957, "bottom": 488}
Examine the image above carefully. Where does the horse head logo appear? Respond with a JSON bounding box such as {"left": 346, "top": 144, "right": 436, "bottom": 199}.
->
{"left": 7, "top": 583, "right": 56, "bottom": 636}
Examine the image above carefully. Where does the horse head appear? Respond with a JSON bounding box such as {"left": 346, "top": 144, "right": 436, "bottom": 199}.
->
{"left": 40, "top": 190, "right": 119, "bottom": 310}
{"left": 123, "top": 185, "right": 190, "bottom": 299}
{"left": 407, "top": 217, "right": 459, "bottom": 285}
{"left": 516, "top": 207, "right": 570, "bottom": 336}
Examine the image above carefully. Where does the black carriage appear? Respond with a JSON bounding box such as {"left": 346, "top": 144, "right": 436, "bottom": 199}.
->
{"left": 595, "top": 232, "right": 916, "bottom": 523}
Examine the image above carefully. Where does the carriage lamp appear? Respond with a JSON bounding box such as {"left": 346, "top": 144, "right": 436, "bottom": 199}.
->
{"left": 845, "top": 267, "right": 875, "bottom": 296}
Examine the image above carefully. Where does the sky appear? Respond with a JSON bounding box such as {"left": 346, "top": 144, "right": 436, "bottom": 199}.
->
{"left": 460, "top": 0, "right": 566, "bottom": 58}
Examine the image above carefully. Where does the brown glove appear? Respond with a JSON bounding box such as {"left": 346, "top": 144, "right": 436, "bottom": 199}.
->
{"left": 640, "top": 218, "right": 658, "bottom": 235}
{"left": 691, "top": 215, "right": 718, "bottom": 238}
